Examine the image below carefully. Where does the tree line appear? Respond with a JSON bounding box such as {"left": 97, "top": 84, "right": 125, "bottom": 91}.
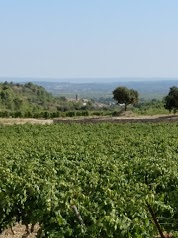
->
{"left": 0, "top": 82, "right": 113, "bottom": 118}
{"left": 0, "top": 81, "right": 178, "bottom": 118}
{"left": 112, "top": 85, "right": 178, "bottom": 114}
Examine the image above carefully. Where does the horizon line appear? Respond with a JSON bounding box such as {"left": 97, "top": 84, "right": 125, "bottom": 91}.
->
{"left": 0, "top": 76, "right": 178, "bottom": 80}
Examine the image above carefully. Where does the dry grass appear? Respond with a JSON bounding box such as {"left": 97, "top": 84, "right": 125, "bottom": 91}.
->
{"left": 0, "top": 118, "right": 53, "bottom": 125}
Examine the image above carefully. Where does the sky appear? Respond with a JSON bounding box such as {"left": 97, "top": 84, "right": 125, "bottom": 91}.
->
{"left": 0, "top": 0, "right": 178, "bottom": 80}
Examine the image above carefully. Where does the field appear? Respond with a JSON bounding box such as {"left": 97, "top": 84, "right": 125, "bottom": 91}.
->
{"left": 0, "top": 122, "right": 178, "bottom": 237}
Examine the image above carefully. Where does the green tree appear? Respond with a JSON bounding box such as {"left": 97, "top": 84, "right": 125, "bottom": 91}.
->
{"left": 164, "top": 86, "right": 178, "bottom": 114}
{"left": 13, "top": 98, "right": 23, "bottom": 110}
{"left": 113, "top": 86, "right": 139, "bottom": 111}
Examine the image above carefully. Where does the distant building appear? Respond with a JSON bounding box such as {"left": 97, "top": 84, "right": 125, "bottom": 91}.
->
{"left": 76, "top": 94, "right": 79, "bottom": 101}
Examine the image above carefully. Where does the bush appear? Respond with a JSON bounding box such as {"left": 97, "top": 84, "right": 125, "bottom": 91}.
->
{"left": 92, "top": 111, "right": 103, "bottom": 116}
{"left": 14, "top": 111, "right": 24, "bottom": 118}
{"left": 76, "top": 111, "right": 83, "bottom": 116}
{"left": 112, "top": 111, "right": 119, "bottom": 116}
{"left": 81, "top": 110, "right": 89, "bottom": 116}
{"left": 66, "top": 111, "right": 76, "bottom": 117}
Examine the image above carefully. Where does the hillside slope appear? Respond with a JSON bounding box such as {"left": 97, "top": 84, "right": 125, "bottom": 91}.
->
{"left": 0, "top": 82, "right": 61, "bottom": 114}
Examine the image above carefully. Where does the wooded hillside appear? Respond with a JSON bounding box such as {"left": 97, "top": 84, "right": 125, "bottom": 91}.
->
{"left": 0, "top": 81, "right": 60, "bottom": 112}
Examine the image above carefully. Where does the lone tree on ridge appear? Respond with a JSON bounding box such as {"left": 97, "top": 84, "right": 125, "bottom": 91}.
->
{"left": 164, "top": 86, "right": 178, "bottom": 114}
{"left": 113, "top": 86, "right": 139, "bottom": 111}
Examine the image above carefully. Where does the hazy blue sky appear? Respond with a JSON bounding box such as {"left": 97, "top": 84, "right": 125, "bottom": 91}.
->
{"left": 0, "top": 0, "right": 178, "bottom": 79}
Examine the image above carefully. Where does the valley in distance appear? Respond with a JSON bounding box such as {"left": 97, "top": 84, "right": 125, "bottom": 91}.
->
{"left": 1, "top": 77, "right": 178, "bottom": 101}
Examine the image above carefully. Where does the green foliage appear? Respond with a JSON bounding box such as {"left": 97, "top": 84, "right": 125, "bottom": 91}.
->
{"left": 164, "top": 86, "right": 178, "bottom": 113}
{"left": 134, "top": 99, "right": 168, "bottom": 115}
{"left": 0, "top": 123, "right": 178, "bottom": 237}
{"left": 0, "top": 81, "right": 60, "bottom": 113}
{"left": 113, "top": 86, "right": 139, "bottom": 111}
{"left": 65, "top": 111, "right": 76, "bottom": 117}
{"left": 0, "top": 82, "right": 100, "bottom": 118}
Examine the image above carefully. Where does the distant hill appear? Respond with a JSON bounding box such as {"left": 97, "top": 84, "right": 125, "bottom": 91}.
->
{"left": 0, "top": 82, "right": 60, "bottom": 113}
{"left": 1, "top": 77, "right": 178, "bottom": 100}
{"left": 0, "top": 81, "right": 110, "bottom": 118}
{"left": 1, "top": 76, "right": 178, "bottom": 83}
{"left": 31, "top": 79, "right": 178, "bottom": 100}
{"left": 0, "top": 79, "right": 177, "bottom": 118}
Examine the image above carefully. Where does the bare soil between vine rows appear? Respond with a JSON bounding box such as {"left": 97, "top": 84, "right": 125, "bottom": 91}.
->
{"left": 0, "top": 114, "right": 178, "bottom": 125}
{"left": 53, "top": 114, "right": 178, "bottom": 124}
{"left": 0, "top": 224, "right": 39, "bottom": 238}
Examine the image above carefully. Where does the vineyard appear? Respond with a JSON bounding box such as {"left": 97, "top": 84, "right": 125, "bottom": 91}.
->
{"left": 0, "top": 122, "right": 178, "bottom": 237}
